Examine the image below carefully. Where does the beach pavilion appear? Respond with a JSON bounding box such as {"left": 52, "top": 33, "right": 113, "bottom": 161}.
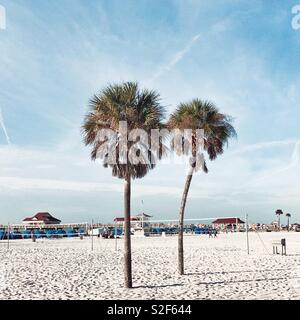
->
{"left": 114, "top": 213, "right": 152, "bottom": 228}
{"left": 212, "top": 217, "right": 245, "bottom": 232}
{"left": 23, "top": 212, "right": 61, "bottom": 226}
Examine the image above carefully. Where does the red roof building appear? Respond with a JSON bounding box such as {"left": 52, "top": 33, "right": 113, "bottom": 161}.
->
{"left": 212, "top": 218, "right": 245, "bottom": 224}
{"left": 23, "top": 212, "right": 61, "bottom": 225}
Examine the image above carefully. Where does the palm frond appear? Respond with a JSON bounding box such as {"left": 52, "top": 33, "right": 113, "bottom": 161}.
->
{"left": 82, "top": 82, "right": 166, "bottom": 180}
{"left": 168, "top": 98, "right": 237, "bottom": 172}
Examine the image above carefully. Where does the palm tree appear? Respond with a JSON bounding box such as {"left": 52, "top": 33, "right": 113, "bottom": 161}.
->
{"left": 275, "top": 209, "right": 283, "bottom": 230}
{"left": 82, "top": 82, "right": 165, "bottom": 288}
{"left": 168, "top": 99, "right": 236, "bottom": 275}
{"left": 286, "top": 213, "right": 291, "bottom": 231}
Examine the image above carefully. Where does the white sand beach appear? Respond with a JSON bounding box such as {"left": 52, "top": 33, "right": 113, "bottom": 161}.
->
{"left": 0, "top": 232, "right": 299, "bottom": 300}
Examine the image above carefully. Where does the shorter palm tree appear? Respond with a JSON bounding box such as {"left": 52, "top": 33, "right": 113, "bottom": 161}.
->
{"left": 286, "top": 213, "right": 291, "bottom": 231}
{"left": 168, "top": 99, "right": 236, "bottom": 275}
{"left": 275, "top": 209, "right": 283, "bottom": 230}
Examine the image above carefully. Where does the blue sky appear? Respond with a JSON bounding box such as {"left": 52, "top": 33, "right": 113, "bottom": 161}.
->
{"left": 0, "top": 0, "right": 300, "bottom": 224}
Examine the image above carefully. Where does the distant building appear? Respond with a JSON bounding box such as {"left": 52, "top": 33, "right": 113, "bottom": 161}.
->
{"left": 212, "top": 217, "right": 245, "bottom": 231}
{"left": 23, "top": 212, "right": 61, "bottom": 226}
{"left": 114, "top": 213, "right": 152, "bottom": 229}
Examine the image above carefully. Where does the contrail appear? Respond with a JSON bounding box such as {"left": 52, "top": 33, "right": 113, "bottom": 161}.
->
{"left": 148, "top": 33, "right": 201, "bottom": 83}
{"left": 0, "top": 107, "right": 11, "bottom": 145}
{"left": 290, "top": 140, "right": 300, "bottom": 166}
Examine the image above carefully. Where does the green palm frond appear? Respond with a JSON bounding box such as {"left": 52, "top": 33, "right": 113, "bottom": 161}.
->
{"left": 82, "top": 82, "right": 166, "bottom": 179}
{"left": 168, "top": 98, "right": 237, "bottom": 172}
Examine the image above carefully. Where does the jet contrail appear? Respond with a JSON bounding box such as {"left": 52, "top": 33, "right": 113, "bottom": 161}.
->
{"left": 290, "top": 140, "right": 300, "bottom": 166}
{"left": 148, "top": 33, "right": 201, "bottom": 84}
{"left": 0, "top": 107, "right": 11, "bottom": 145}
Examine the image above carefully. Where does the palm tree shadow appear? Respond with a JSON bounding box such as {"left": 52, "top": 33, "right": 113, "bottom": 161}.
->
{"left": 196, "top": 276, "right": 300, "bottom": 285}
{"left": 186, "top": 268, "right": 290, "bottom": 276}
{"left": 134, "top": 283, "right": 183, "bottom": 289}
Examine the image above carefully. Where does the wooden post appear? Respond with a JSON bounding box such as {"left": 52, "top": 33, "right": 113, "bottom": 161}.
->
{"left": 7, "top": 223, "right": 10, "bottom": 250}
{"left": 115, "top": 225, "right": 118, "bottom": 252}
{"left": 91, "top": 219, "right": 94, "bottom": 251}
{"left": 246, "top": 214, "right": 249, "bottom": 255}
{"left": 281, "top": 238, "right": 286, "bottom": 256}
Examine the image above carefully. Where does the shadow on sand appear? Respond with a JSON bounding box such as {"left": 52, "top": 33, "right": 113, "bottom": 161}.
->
{"left": 195, "top": 276, "right": 300, "bottom": 285}
{"left": 186, "top": 268, "right": 291, "bottom": 276}
{"left": 134, "top": 283, "right": 183, "bottom": 289}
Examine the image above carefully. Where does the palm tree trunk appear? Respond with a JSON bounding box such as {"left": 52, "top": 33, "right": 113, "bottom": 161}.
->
{"left": 178, "top": 167, "right": 194, "bottom": 275}
{"left": 124, "top": 173, "right": 132, "bottom": 288}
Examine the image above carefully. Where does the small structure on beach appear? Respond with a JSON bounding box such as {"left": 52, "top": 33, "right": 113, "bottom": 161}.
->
{"left": 23, "top": 212, "right": 61, "bottom": 226}
{"left": 114, "top": 213, "right": 152, "bottom": 236}
{"left": 212, "top": 217, "right": 245, "bottom": 232}
{"left": 114, "top": 213, "right": 152, "bottom": 226}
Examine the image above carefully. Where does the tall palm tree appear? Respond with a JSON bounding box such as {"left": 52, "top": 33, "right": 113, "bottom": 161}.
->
{"left": 286, "top": 213, "right": 291, "bottom": 231}
{"left": 168, "top": 99, "right": 236, "bottom": 275}
{"left": 82, "top": 82, "right": 165, "bottom": 288}
{"left": 275, "top": 209, "right": 283, "bottom": 230}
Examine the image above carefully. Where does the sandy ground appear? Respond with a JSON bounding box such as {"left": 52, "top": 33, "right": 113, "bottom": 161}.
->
{"left": 0, "top": 231, "right": 299, "bottom": 300}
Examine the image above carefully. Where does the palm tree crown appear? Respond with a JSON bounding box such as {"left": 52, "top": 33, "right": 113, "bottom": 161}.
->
{"left": 82, "top": 82, "right": 165, "bottom": 178}
{"left": 168, "top": 99, "right": 237, "bottom": 168}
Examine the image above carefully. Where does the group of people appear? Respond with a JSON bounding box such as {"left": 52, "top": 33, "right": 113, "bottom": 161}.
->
{"left": 208, "top": 228, "right": 218, "bottom": 238}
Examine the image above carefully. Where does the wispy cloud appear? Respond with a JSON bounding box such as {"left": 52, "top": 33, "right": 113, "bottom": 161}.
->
{"left": 229, "top": 139, "right": 298, "bottom": 156}
{"left": 148, "top": 33, "right": 201, "bottom": 84}
{"left": 0, "top": 175, "right": 186, "bottom": 198}
{"left": 0, "top": 107, "right": 11, "bottom": 145}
